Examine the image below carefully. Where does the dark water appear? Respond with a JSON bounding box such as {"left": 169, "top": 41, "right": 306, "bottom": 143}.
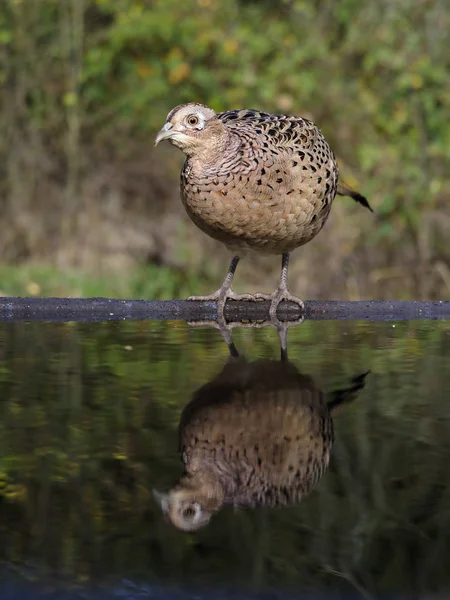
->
{"left": 0, "top": 319, "right": 450, "bottom": 599}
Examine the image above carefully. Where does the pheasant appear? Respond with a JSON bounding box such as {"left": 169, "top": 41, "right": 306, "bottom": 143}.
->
{"left": 153, "top": 352, "right": 368, "bottom": 532}
{"left": 155, "top": 103, "right": 372, "bottom": 324}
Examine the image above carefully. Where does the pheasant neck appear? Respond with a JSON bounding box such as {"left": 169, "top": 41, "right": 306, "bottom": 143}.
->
{"left": 189, "top": 130, "right": 241, "bottom": 176}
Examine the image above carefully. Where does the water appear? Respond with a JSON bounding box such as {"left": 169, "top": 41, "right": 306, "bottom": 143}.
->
{"left": 0, "top": 318, "right": 450, "bottom": 599}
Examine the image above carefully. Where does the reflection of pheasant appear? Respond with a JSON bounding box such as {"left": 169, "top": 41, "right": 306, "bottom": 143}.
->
{"left": 154, "top": 353, "right": 367, "bottom": 531}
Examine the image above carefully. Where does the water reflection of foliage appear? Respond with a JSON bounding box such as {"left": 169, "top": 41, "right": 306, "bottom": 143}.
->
{"left": 0, "top": 0, "right": 449, "bottom": 299}
{"left": 0, "top": 320, "right": 449, "bottom": 595}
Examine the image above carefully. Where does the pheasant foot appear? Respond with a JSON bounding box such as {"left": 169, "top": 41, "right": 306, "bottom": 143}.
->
{"left": 269, "top": 288, "right": 305, "bottom": 323}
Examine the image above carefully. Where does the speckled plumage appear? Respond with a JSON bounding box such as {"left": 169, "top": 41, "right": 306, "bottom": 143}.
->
{"left": 180, "top": 108, "right": 337, "bottom": 254}
{"left": 155, "top": 103, "right": 371, "bottom": 323}
{"left": 179, "top": 358, "right": 333, "bottom": 507}
{"left": 153, "top": 355, "right": 367, "bottom": 531}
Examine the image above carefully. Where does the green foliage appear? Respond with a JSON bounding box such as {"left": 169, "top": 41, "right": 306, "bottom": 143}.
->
{"left": 0, "top": 0, "right": 449, "bottom": 299}
{"left": 0, "top": 263, "right": 211, "bottom": 299}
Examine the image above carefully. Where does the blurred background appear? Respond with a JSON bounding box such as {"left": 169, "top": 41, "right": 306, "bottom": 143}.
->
{"left": 0, "top": 0, "right": 449, "bottom": 301}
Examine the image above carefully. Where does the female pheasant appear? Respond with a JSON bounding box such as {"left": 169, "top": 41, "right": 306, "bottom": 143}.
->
{"left": 155, "top": 103, "right": 372, "bottom": 323}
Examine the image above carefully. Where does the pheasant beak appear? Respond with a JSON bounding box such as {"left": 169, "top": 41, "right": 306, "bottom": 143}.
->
{"left": 152, "top": 489, "right": 169, "bottom": 512}
{"left": 154, "top": 122, "right": 175, "bottom": 146}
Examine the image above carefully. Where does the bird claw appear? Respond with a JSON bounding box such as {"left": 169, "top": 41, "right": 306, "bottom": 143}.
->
{"left": 248, "top": 292, "right": 272, "bottom": 302}
{"left": 269, "top": 289, "right": 305, "bottom": 324}
{"left": 188, "top": 290, "right": 271, "bottom": 304}
{"left": 187, "top": 287, "right": 305, "bottom": 339}
{"left": 187, "top": 288, "right": 272, "bottom": 329}
{"left": 227, "top": 292, "right": 268, "bottom": 302}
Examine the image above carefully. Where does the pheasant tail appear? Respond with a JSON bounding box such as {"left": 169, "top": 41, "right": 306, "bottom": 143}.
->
{"left": 337, "top": 182, "right": 373, "bottom": 213}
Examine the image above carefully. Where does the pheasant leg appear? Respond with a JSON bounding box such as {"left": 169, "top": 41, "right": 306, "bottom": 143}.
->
{"left": 188, "top": 255, "right": 270, "bottom": 324}
{"left": 187, "top": 255, "right": 240, "bottom": 321}
{"left": 269, "top": 253, "right": 305, "bottom": 322}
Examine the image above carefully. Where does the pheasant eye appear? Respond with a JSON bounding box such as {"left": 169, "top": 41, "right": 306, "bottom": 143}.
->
{"left": 183, "top": 506, "right": 196, "bottom": 519}
{"left": 187, "top": 115, "right": 199, "bottom": 126}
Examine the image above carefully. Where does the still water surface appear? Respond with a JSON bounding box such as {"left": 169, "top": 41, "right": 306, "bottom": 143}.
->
{"left": 0, "top": 319, "right": 449, "bottom": 599}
